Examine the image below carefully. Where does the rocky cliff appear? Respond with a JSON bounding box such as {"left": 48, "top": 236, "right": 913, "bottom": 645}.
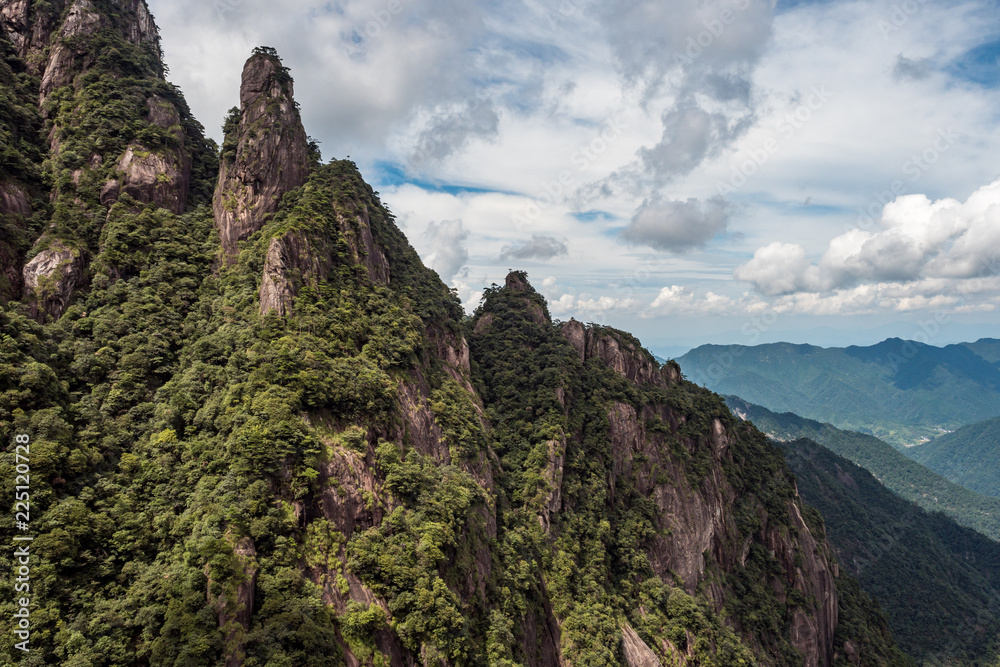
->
{"left": 0, "top": 6, "right": 908, "bottom": 665}
{"left": 0, "top": 0, "right": 215, "bottom": 319}
{"left": 463, "top": 273, "right": 871, "bottom": 666}
{"left": 0, "top": 17, "right": 45, "bottom": 304}
{"left": 213, "top": 49, "right": 312, "bottom": 259}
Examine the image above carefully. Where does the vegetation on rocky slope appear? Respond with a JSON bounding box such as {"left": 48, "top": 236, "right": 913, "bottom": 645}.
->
{"left": 0, "top": 4, "right": 911, "bottom": 664}
{"left": 907, "top": 415, "right": 1000, "bottom": 498}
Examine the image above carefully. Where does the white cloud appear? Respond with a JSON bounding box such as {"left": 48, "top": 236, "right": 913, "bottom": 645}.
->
{"left": 548, "top": 292, "right": 640, "bottom": 318}
{"left": 733, "top": 241, "right": 814, "bottom": 295}
{"left": 648, "top": 285, "right": 737, "bottom": 314}
{"left": 500, "top": 235, "right": 569, "bottom": 261}
{"left": 148, "top": 0, "right": 1000, "bottom": 338}
{"left": 420, "top": 219, "right": 469, "bottom": 282}
{"left": 736, "top": 177, "right": 1000, "bottom": 312}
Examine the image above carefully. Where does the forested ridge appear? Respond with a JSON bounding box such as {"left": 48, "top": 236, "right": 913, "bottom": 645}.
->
{"left": 779, "top": 439, "right": 1000, "bottom": 665}
{"left": 907, "top": 415, "right": 1000, "bottom": 498}
{"left": 0, "top": 1, "right": 913, "bottom": 665}
{"left": 680, "top": 339, "right": 1000, "bottom": 447}
{"left": 726, "top": 397, "right": 1000, "bottom": 541}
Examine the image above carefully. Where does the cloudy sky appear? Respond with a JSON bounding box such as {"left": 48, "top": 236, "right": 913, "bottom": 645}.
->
{"left": 148, "top": 0, "right": 1000, "bottom": 356}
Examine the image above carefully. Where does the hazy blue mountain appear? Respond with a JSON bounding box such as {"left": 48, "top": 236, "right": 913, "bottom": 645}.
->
{"left": 961, "top": 338, "right": 1000, "bottom": 365}
{"left": 726, "top": 397, "right": 1000, "bottom": 541}
{"left": 907, "top": 415, "right": 1000, "bottom": 498}
{"left": 680, "top": 338, "right": 1000, "bottom": 446}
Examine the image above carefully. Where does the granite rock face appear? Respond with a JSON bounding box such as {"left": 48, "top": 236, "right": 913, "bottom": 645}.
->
{"left": 557, "top": 307, "right": 840, "bottom": 666}
{"left": 213, "top": 51, "right": 311, "bottom": 258}
{"left": 111, "top": 142, "right": 191, "bottom": 214}
{"left": 1, "top": 0, "right": 157, "bottom": 78}
{"left": 21, "top": 239, "right": 84, "bottom": 321}
{"left": 0, "top": 182, "right": 32, "bottom": 302}
{"left": 258, "top": 232, "right": 318, "bottom": 317}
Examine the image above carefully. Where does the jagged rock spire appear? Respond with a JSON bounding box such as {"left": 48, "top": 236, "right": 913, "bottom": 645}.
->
{"left": 213, "top": 48, "right": 311, "bottom": 258}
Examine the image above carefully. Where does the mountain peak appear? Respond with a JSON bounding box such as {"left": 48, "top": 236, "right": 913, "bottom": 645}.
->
{"left": 504, "top": 269, "right": 531, "bottom": 291}
{"left": 213, "top": 47, "right": 311, "bottom": 258}
{"left": 240, "top": 47, "right": 294, "bottom": 108}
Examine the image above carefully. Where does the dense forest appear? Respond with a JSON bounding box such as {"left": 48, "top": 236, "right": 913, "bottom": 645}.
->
{"left": 727, "top": 397, "right": 1000, "bottom": 542}
{"left": 0, "top": 0, "right": 954, "bottom": 665}
{"left": 907, "top": 415, "right": 1000, "bottom": 498}
{"left": 779, "top": 439, "right": 1000, "bottom": 665}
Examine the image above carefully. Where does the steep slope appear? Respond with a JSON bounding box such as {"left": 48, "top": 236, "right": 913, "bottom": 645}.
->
{"left": 0, "top": 15, "right": 46, "bottom": 304}
{"left": 213, "top": 46, "right": 313, "bottom": 259}
{"left": 467, "top": 274, "right": 906, "bottom": 667}
{"left": 962, "top": 338, "right": 1000, "bottom": 365}
{"left": 779, "top": 438, "right": 1000, "bottom": 665}
{"left": 726, "top": 397, "right": 1000, "bottom": 541}
{"left": 0, "top": 0, "right": 217, "bottom": 321}
{"left": 908, "top": 415, "right": 1000, "bottom": 498}
{"left": 0, "top": 8, "right": 909, "bottom": 664}
{"left": 680, "top": 339, "right": 1000, "bottom": 446}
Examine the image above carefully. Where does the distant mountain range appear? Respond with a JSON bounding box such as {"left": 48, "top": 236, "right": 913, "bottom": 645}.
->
{"left": 778, "top": 438, "right": 1000, "bottom": 664}
{"left": 681, "top": 338, "right": 1000, "bottom": 447}
{"left": 907, "top": 415, "right": 1000, "bottom": 498}
{"left": 726, "top": 397, "right": 1000, "bottom": 541}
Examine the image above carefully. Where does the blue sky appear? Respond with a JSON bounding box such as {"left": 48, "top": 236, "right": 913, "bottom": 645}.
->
{"left": 149, "top": 0, "right": 1000, "bottom": 356}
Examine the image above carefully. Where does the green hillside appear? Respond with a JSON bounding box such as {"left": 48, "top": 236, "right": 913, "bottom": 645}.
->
{"left": 908, "top": 415, "right": 1000, "bottom": 498}
{"left": 680, "top": 339, "right": 1000, "bottom": 447}
{"left": 780, "top": 438, "right": 1000, "bottom": 665}
{"left": 726, "top": 397, "right": 1000, "bottom": 541}
{"left": 0, "top": 5, "right": 907, "bottom": 664}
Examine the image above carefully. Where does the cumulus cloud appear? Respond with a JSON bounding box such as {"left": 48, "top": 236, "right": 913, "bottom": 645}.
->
{"left": 735, "top": 178, "right": 1000, "bottom": 308}
{"left": 648, "top": 285, "right": 738, "bottom": 314}
{"left": 409, "top": 96, "right": 501, "bottom": 166}
{"left": 621, "top": 196, "right": 730, "bottom": 251}
{"left": 500, "top": 235, "right": 569, "bottom": 261}
{"left": 421, "top": 219, "right": 469, "bottom": 281}
{"left": 150, "top": 0, "right": 495, "bottom": 157}
{"left": 584, "top": 0, "right": 773, "bottom": 194}
{"left": 734, "top": 242, "right": 815, "bottom": 295}
{"left": 597, "top": 0, "right": 774, "bottom": 93}
{"left": 766, "top": 278, "right": 999, "bottom": 316}
{"left": 151, "top": 0, "right": 1000, "bottom": 331}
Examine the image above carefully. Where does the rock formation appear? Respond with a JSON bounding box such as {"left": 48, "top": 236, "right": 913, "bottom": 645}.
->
{"left": 21, "top": 239, "right": 84, "bottom": 321}
{"left": 1, "top": 0, "right": 206, "bottom": 317}
{"left": 213, "top": 50, "right": 311, "bottom": 258}
{"left": 475, "top": 274, "right": 844, "bottom": 666}
{"left": 0, "top": 1, "right": 910, "bottom": 662}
